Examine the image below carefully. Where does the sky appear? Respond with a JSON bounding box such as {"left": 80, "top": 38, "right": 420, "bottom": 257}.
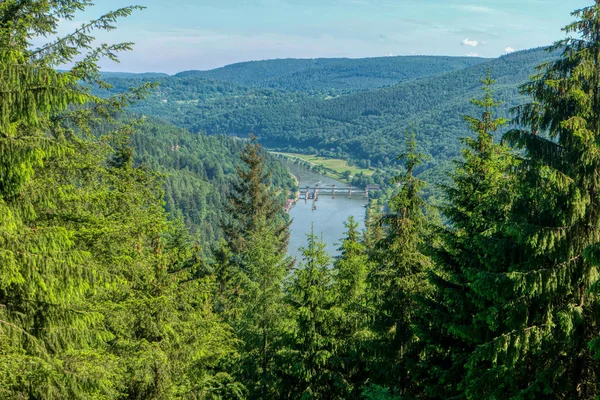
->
{"left": 61, "top": 0, "right": 592, "bottom": 74}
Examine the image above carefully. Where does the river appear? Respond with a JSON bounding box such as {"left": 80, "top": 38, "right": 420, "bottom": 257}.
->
{"left": 284, "top": 161, "right": 367, "bottom": 261}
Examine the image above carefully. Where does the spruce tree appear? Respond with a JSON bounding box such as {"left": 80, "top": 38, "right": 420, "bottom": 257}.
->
{"left": 335, "top": 217, "right": 369, "bottom": 305}
{"left": 83, "top": 126, "right": 240, "bottom": 399}
{"left": 0, "top": 3, "right": 145, "bottom": 397}
{"left": 223, "top": 135, "right": 291, "bottom": 257}
{"left": 458, "top": 3, "right": 600, "bottom": 397}
{"left": 331, "top": 217, "right": 372, "bottom": 397}
{"left": 0, "top": 3, "right": 241, "bottom": 398}
{"left": 415, "top": 70, "right": 518, "bottom": 398}
{"left": 234, "top": 217, "right": 290, "bottom": 399}
{"left": 220, "top": 136, "right": 292, "bottom": 397}
{"left": 281, "top": 228, "right": 348, "bottom": 398}
{"left": 367, "top": 131, "right": 432, "bottom": 396}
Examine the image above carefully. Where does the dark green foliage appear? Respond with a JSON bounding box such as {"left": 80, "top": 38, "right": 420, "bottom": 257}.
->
{"left": 219, "top": 138, "right": 292, "bottom": 398}
{"left": 223, "top": 136, "right": 291, "bottom": 257}
{"left": 281, "top": 228, "right": 345, "bottom": 399}
{"left": 175, "top": 56, "right": 488, "bottom": 93}
{"left": 0, "top": 1, "right": 142, "bottom": 396}
{"left": 367, "top": 131, "right": 433, "bottom": 397}
{"left": 464, "top": 3, "right": 600, "bottom": 397}
{"left": 0, "top": 2, "right": 239, "bottom": 398}
{"left": 6, "top": 1, "right": 600, "bottom": 399}
{"left": 416, "top": 71, "right": 518, "bottom": 399}
{"left": 331, "top": 217, "right": 372, "bottom": 397}
{"left": 130, "top": 119, "right": 295, "bottom": 249}
{"left": 233, "top": 219, "right": 290, "bottom": 399}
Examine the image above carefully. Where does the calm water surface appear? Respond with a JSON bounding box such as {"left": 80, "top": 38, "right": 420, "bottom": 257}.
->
{"left": 284, "top": 162, "right": 367, "bottom": 261}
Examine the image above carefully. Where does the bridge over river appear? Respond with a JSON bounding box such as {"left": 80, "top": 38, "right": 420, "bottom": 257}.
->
{"left": 297, "top": 184, "right": 379, "bottom": 200}
{"left": 282, "top": 160, "right": 370, "bottom": 259}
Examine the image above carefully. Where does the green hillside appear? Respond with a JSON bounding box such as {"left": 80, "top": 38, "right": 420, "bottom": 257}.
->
{"left": 175, "top": 55, "right": 489, "bottom": 93}
{"left": 131, "top": 119, "right": 295, "bottom": 246}
{"left": 102, "top": 48, "right": 556, "bottom": 183}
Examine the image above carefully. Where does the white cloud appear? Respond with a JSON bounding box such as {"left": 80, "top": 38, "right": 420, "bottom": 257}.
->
{"left": 461, "top": 38, "right": 478, "bottom": 47}
{"left": 505, "top": 46, "right": 516, "bottom": 53}
{"left": 466, "top": 52, "right": 480, "bottom": 57}
{"left": 455, "top": 5, "right": 494, "bottom": 13}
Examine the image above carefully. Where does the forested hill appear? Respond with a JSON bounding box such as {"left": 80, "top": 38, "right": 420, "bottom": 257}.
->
{"left": 10, "top": 2, "right": 600, "bottom": 398}
{"left": 102, "top": 47, "right": 555, "bottom": 180}
{"left": 174, "top": 55, "right": 489, "bottom": 93}
{"left": 131, "top": 118, "right": 295, "bottom": 247}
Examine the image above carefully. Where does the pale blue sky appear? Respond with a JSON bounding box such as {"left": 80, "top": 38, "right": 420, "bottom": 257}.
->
{"left": 66, "top": 0, "right": 591, "bottom": 73}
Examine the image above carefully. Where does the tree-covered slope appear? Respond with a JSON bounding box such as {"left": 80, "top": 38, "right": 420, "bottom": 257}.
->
{"left": 131, "top": 119, "right": 295, "bottom": 248}
{"left": 175, "top": 55, "right": 489, "bottom": 93}
{"left": 103, "top": 48, "right": 553, "bottom": 172}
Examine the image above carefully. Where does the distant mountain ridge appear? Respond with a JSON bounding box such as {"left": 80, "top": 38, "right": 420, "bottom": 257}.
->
{"left": 101, "top": 55, "right": 489, "bottom": 92}
{"left": 101, "top": 47, "right": 556, "bottom": 184}
{"left": 100, "top": 71, "right": 170, "bottom": 79}
{"left": 173, "top": 55, "right": 489, "bottom": 92}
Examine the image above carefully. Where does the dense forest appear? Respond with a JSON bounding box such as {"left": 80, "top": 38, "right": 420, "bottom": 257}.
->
{"left": 5, "top": 1, "right": 600, "bottom": 400}
{"left": 99, "top": 47, "right": 556, "bottom": 185}
{"left": 130, "top": 119, "right": 295, "bottom": 248}
{"left": 173, "top": 56, "right": 488, "bottom": 94}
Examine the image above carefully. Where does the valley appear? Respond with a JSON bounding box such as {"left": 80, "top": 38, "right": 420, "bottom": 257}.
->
{"left": 271, "top": 151, "right": 375, "bottom": 181}
{"left": 6, "top": 1, "right": 600, "bottom": 398}
{"left": 100, "top": 47, "right": 557, "bottom": 188}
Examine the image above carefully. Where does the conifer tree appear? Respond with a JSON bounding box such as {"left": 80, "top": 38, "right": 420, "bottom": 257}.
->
{"left": 367, "top": 131, "right": 432, "bottom": 396}
{"left": 415, "top": 70, "right": 518, "bottom": 398}
{"left": 335, "top": 217, "right": 369, "bottom": 305}
{"left": 234, "top": 217, "right": 290, "bottom": 398}
{"left": 0, "top": 2, "right": 146, "bottom": 397}
{"left": 223, "top": 135, "right": 291, "bottom": 257}
{"left": 82, "top": 126, "right": 239, "bottom": 399}
{"left": 331, "top": 217, "right": 372, "bottom": 397}
{"left": 219, "top": 137, "right": 292, "bottom": 397}
{"left": 457, "top": 3, "right": 600, "bottom": 397}
{"left": 0, "top": 3, "right": 241, "bottom": 398}
{"left": 281, "top": 228, "right": 347, "bottom": 398}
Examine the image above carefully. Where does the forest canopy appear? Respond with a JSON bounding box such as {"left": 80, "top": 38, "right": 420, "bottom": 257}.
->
{"left": 3, "top": 1, "right": 600, "bottom": 400}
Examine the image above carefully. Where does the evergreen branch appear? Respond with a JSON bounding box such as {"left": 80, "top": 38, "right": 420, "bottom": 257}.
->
{"left": 473, "top": 323, "right": 549, "bottom": 357}
{"left": 0, "top": 317, "right": 48, "bottom": 356}
{"left": 29, "top": 6, "right": 145, "bottom": 65}
{"left": 3, "top": 299, "right": 88, "bottom": 315}
{"left": 497, "top": 255, "right": 580, "bottom": 276}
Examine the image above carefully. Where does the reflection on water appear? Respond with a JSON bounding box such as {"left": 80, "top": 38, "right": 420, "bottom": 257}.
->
{"left": 284, "top": 161, "right": 367, "bottom": 261}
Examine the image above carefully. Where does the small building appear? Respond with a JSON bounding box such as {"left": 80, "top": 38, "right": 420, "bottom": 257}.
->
{"left": 366, "top": 184, "right": 381, "bottom": 191}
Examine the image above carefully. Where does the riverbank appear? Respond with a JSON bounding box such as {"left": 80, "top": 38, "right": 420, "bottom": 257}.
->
{"left": 271, "top": 151, "right": 375, "bottom": 183}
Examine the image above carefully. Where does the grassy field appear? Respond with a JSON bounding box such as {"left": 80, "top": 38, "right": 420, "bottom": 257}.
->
{"left": 270, "top": 152, "right": 375, "bottom": 178}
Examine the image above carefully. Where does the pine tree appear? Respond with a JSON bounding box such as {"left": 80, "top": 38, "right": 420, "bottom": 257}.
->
{"left": 367, "top": 130, "right": 432, "bottom": 396}
{"left": 415, "top": 70, "right": 518, "bottom": 399}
